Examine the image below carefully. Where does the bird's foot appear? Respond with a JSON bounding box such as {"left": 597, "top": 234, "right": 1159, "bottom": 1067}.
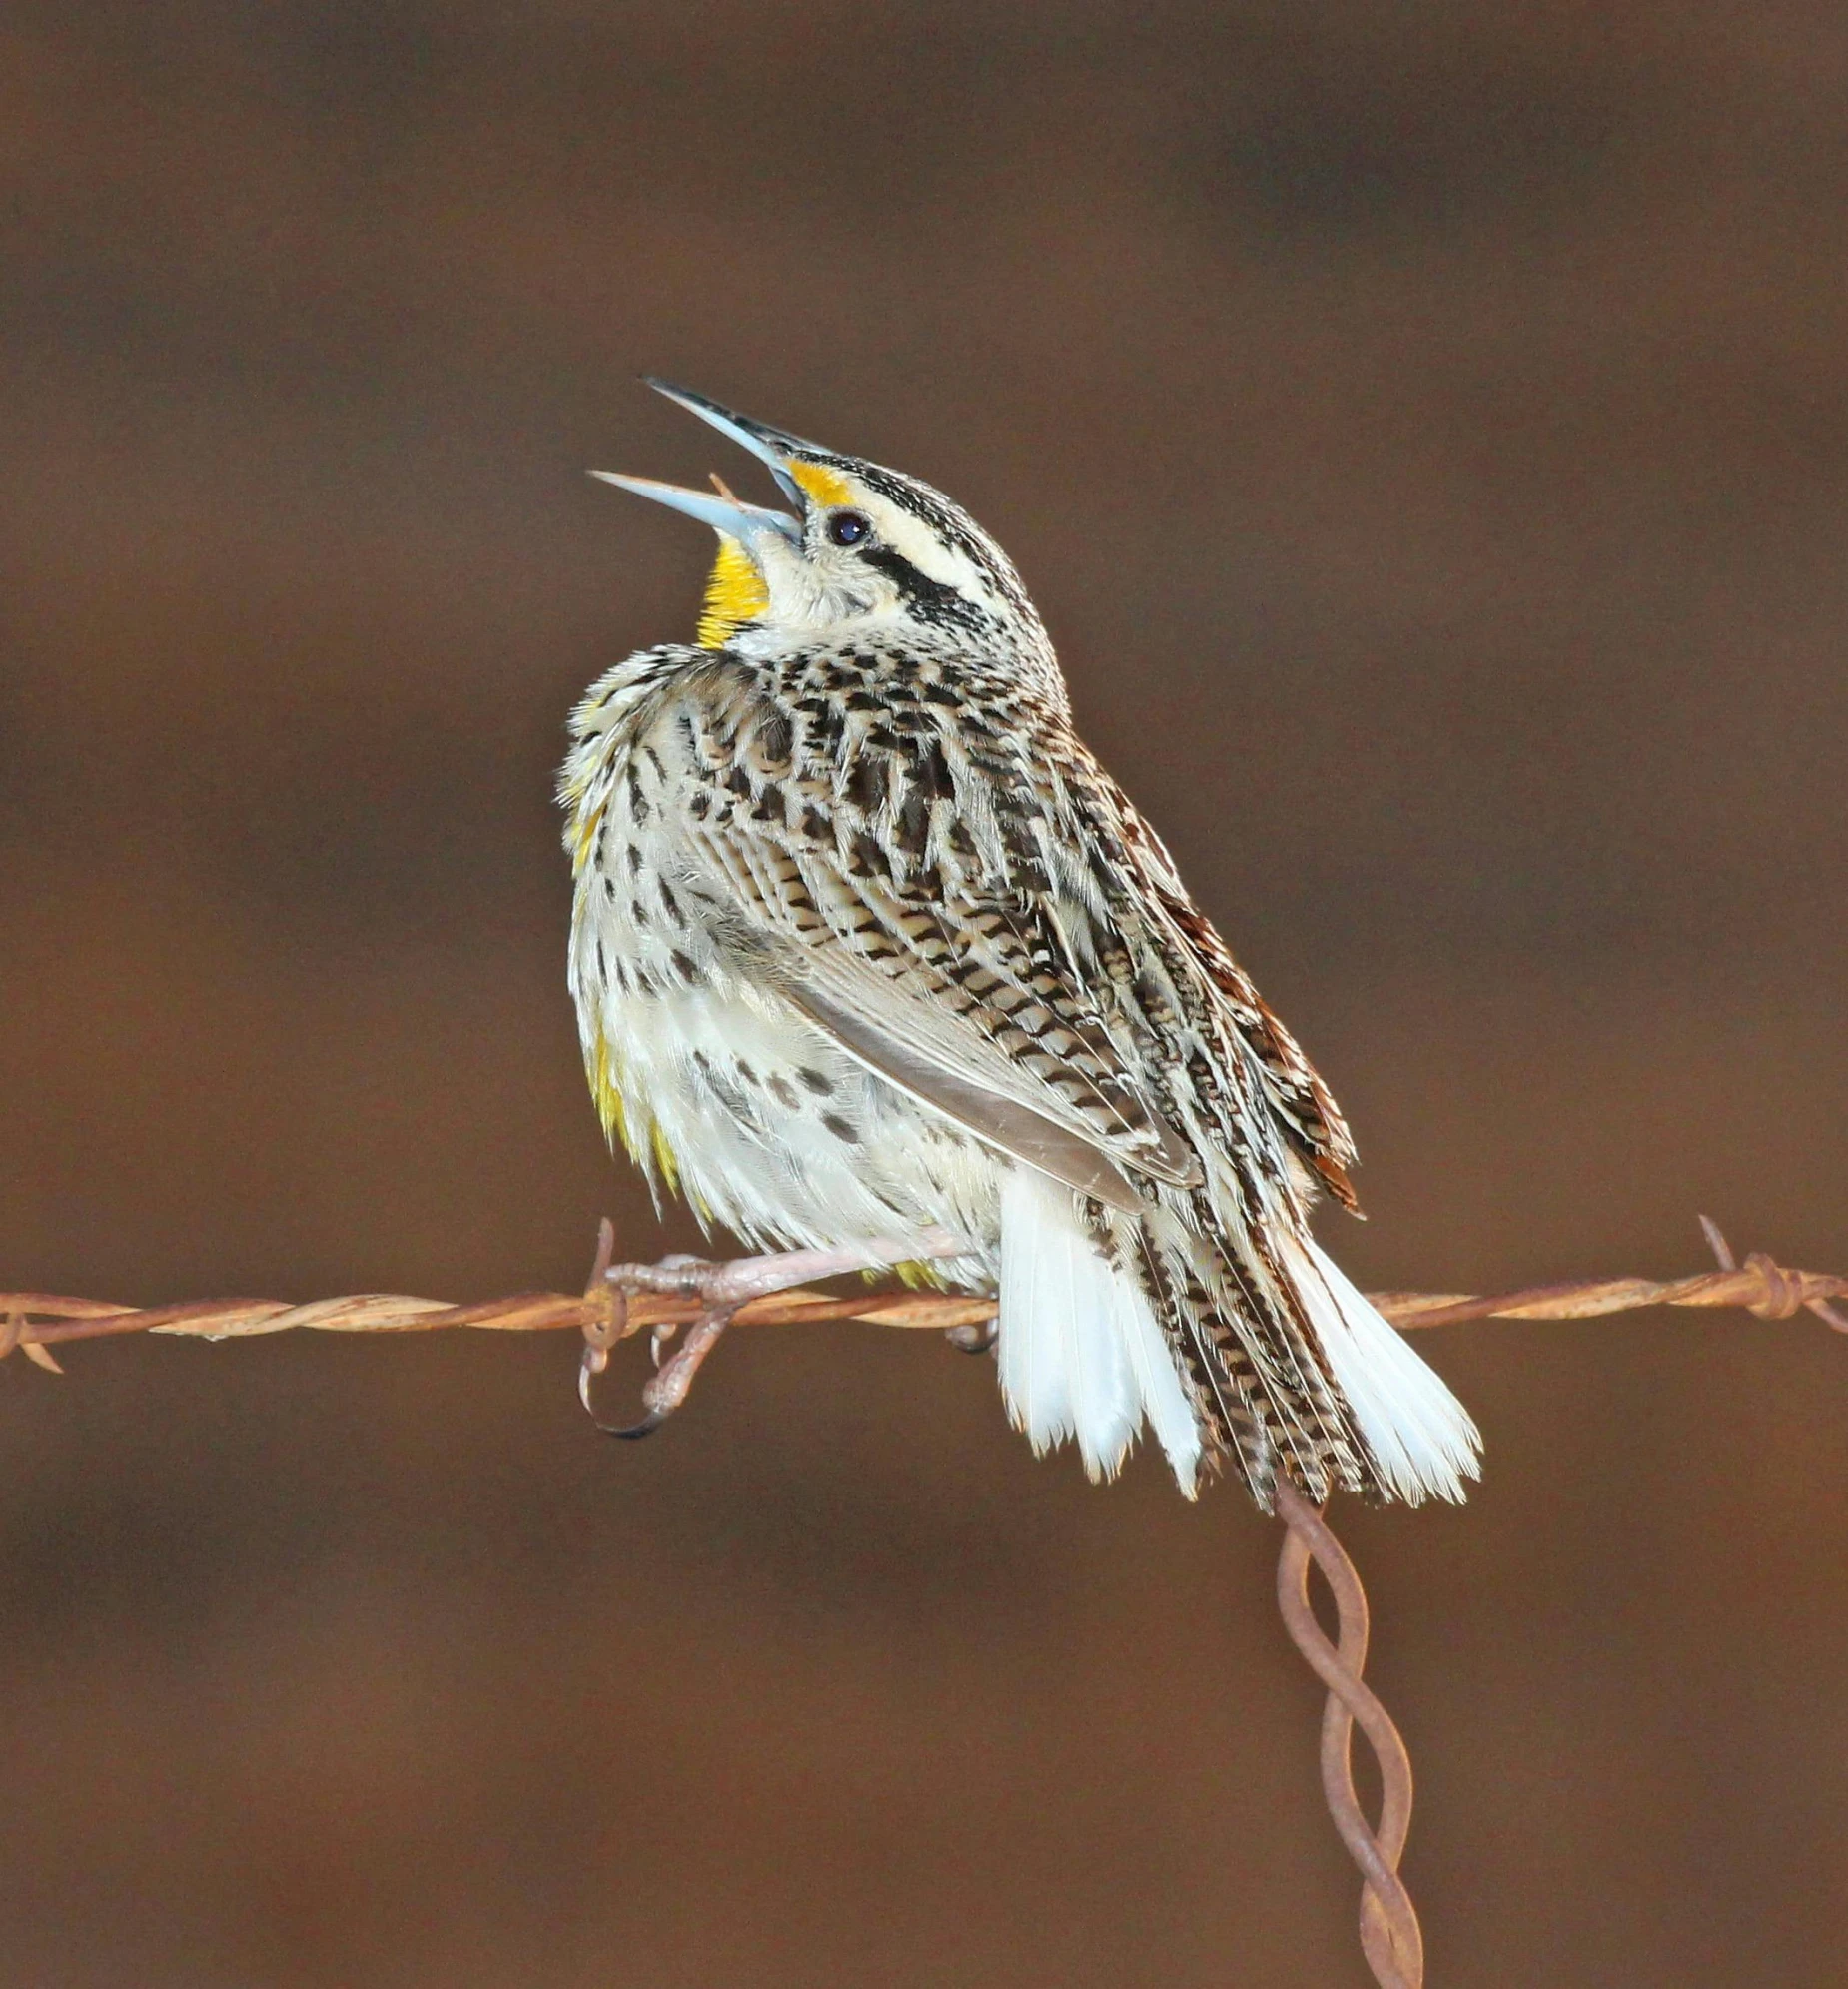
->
{"left": 577, "top": 1225, "right": 970, "bottom": 1439}
{"left": 578, "top": 1249, "right": 737, "bottom": 1440}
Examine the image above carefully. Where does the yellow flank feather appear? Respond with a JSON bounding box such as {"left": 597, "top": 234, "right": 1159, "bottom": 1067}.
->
{"left": 591, "top": 1022, "right": 681, "bottom": 1194}
{"left": 650, "top": 1121, "right": 682, "bottom": 1196}
{"left": 789, "top": 461, "right": 855, "bottom": 507}
{"left": 571, "top": 799, "right": 605, "bottom": 876}
{"left": 588, "top": 1026, "right": 633, "bottom": 1156}
{"left": 861, "top": 1258, "right": 950, "bottom": 1290}
{"left": 698, "top": 534, "right": 770, "bottom": 647}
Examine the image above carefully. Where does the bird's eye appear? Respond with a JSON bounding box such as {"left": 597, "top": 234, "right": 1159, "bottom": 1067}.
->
{"left": 826, "top": 508, "right": 872, "bottom": 548}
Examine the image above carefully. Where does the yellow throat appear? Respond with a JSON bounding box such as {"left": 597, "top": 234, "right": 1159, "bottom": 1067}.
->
{"left": 697, "top": 535, "right": 769, "bottom": 648}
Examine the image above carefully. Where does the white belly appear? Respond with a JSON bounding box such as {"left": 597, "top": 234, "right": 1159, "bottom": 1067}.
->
{"left": 588, "top": 971, "right": 1002, "bottom": 1271}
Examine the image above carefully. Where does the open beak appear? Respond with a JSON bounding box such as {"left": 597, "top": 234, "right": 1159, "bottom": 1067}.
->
{"left": 590, "top": 379, "right": 822, "bottom": 547}
{"left": 588, "top": 470, "right": 800, "bottom": 548}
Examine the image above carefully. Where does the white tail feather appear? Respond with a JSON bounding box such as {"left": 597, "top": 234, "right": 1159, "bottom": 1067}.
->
{"left": 1282, "top": 1231, "right": 1482, "bottom": 1503}
{"left": 998, "top": 1169, "right": 1202, "bottom": 1495}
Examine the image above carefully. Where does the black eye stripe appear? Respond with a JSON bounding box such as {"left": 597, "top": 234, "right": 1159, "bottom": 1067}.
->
{"left": 858, "top": 544, "right": 968, "bottom": 617}
{"left": 806, "top": 457, "right": 1029, "bottom": 608}
{"left": 790, "top": 448, "right": 1036, "bottom": 627}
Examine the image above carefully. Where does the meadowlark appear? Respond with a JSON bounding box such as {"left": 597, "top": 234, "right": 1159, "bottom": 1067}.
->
{"left": 560, "top": 382, "right": 1479, "bottom": 1507}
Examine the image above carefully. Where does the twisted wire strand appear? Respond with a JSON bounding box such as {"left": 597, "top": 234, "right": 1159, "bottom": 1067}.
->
{"left": 3, "top": 1218, "right": 1842, "bottom": 1357}
{"left": 1275, "top": 1479, "right": 1423, "bottom": 1989}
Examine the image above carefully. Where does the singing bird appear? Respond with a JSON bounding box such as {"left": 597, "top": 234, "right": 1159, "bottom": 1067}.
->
{"left": 560, "top": 383, "right": 1479, "bottom": 1506}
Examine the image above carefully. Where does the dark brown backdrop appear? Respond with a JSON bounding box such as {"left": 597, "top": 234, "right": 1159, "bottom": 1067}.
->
{"left": 5, "top": 5, "right": 1846, "bottom": 1984}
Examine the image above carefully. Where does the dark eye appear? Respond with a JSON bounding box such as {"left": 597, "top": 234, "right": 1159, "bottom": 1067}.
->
{"left": 826, "top": 508, "right": 872, "bottom": 548}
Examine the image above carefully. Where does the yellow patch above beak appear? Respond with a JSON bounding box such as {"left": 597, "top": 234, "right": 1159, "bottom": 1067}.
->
{"left": 789, "top": 460, "right": 856, "bottom": 508}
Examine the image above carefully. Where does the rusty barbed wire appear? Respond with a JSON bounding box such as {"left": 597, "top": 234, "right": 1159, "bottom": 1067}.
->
{"left": 4, "top": 1216, "right": 1842, "bottom": 1368}
{"left": 4, "top": 1216, "right": 1844, "bottom": 1989}
{"left": 1368, "top": 1216, "right": 1848, "bottom": 1334}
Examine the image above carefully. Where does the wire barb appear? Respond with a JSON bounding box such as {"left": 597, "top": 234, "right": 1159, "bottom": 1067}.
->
{"left": 1368, "top": 1221, "right": 1848, "bottom": 1333}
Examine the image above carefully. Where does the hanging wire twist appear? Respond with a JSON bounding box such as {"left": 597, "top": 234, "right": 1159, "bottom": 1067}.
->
{"left": 1275, "top": 1480, "right": 1422, "bottom": 1988}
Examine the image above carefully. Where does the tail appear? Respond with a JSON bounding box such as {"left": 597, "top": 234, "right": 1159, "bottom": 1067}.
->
{"left": 994, "top": 1167, "right": 1480, "bottom": 1507}
{"left": 997, "top": 1169, "right": 1204, "bottom": 1495}
{"left": 1143, "top": 1208, "right": 1481, "bottom": 1508}
{"left": 1276, "top": 1230, "right": 1480, "bottom": 1504}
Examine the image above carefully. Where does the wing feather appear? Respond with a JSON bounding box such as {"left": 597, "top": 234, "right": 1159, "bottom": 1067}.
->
{"left": 649, "top": 663, "right": 1201, "bottom": 1206}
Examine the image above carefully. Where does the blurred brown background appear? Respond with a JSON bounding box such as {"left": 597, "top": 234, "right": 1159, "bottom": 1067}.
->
{"left": 4, "top": 4, "right": 1846, "bottom": 1984}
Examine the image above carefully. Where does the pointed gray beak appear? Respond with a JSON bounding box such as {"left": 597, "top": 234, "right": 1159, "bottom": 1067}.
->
{"left": 641, "top": 378, "right": 824, "bottom": 509}
{"left": 592, "top": 380, "right": 837, "bottom": 547}
{"left": 587, "top": 470, "right": 801, "bottom": 548}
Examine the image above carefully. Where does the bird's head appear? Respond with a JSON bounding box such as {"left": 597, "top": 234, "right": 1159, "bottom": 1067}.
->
{"left": 595, "top": 381, "right": 1049, "bottom": 661}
